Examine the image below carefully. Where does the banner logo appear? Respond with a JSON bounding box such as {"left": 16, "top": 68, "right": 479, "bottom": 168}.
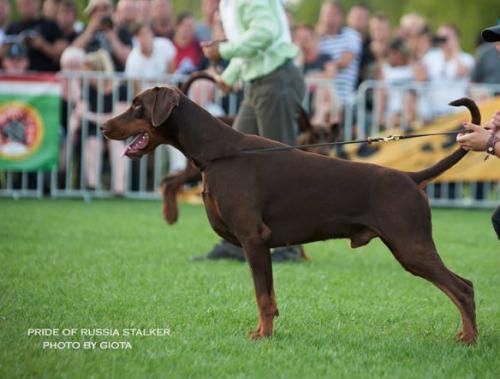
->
{"left": 0, "top": 102, "right": 44, "bottom": 160}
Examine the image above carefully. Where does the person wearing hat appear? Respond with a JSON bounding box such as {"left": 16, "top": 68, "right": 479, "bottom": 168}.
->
{"left": 1, "top": 42, "right": 29, "bottom": 73}
{"left": 456, "top": 24, "right": 500, "bottom": 239}
{"left": 481, "top": 24, "right": 500, "bottom": 51}
{"left": 71, "top": 0, "right": 133, "bottom": 71}
{"left": 471, "top": 24, "right": 500, "bottom": 85}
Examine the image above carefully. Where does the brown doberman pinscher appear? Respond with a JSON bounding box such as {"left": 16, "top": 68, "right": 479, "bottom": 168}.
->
{"left": 102, "top": 86, "right": 479, "bottom": 344}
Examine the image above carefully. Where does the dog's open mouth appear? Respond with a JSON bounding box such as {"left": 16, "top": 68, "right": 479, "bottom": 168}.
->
{"left": 123, "top": 132, "right": 150, "bottom": 157}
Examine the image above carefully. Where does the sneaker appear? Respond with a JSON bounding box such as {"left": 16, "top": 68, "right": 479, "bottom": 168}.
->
{"left": 272, "top": 246, "right": 305, "bottom": 263}
{"left": 192, "top": 241, "right": 246, "bottom": 262}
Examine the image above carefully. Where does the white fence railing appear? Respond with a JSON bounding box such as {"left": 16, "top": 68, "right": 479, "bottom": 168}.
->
{"left": 0, "top": 73, "right": 499, "bottom": 208}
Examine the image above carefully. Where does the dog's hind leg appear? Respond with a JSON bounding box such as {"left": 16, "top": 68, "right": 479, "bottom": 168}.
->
{"left": 382, "top": 237, "right": 476, "bottom": 344}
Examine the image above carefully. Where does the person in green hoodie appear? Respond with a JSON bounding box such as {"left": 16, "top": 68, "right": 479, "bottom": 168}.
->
{"left": 197, "top": 0, "right": 306, "bottom": 262}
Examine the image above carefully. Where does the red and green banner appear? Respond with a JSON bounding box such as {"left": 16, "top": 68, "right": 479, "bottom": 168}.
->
{"left": 0, "top": 75, "right": 61, "bottom": 171}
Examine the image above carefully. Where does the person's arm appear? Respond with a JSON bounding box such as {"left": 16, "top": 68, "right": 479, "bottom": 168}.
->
{"left": 72, "top": 17, "right": 100, "bottom": 49}
{"left": 412, "top": 62, "right": 428, "bottom": 82}
{"left": 371, "top": 64, "right": 388, "bottom": 126}
{"left": 332, "top": 30, "right": 361, "bottom": 71}
{"left": 323, "top": 60, "right": 337, "bottom": 78}
{"left": 105, "top": 29, "right": 131, "bottom": 66}
{"left": 29, "top": 36, "right": 67, "bottom": 64}
{"left": 334, "top": 51, "right": 355, "bottom": 70}
{"left": 220, "top": 57, "right": 243, "bottom": 87}
{"left": 455, "top": 58, "right": 472, "bottom": 78}
{"left": 218, "top": 0, "right": 279, "bottom": 60}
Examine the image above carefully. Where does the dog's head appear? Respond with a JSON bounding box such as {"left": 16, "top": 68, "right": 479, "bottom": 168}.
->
{"left": 101, "top": 86, "right": 181, "bottom": 159}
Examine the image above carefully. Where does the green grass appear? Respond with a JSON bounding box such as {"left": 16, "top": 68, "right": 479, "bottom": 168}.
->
{"left": 1, "top": 199, "right": 499, "bottom": 379}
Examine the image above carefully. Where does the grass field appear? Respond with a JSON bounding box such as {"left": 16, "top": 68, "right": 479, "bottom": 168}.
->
{"left": 1, "top": 199, "right": 499, "bottom": 379}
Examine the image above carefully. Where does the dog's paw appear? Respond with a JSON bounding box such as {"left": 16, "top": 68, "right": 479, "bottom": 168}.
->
{"left": 455, "top": 330, "right": 477, "bottom": 345}
{"left": 248, "top": 328, "right": 272, "bottom": 340}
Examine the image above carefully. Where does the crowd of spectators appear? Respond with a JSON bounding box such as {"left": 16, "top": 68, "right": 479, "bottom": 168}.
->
{"left": 0, "top": 0, "right": 217, "bottom": 76}
{"left": 0, "top": 0, "right": 499, "bottom": 192}
{"left": 290, "top": 2, "right": 500, "bottom": 132}
{"left": 1, "top": 0, "right": 499, "bottom": 122}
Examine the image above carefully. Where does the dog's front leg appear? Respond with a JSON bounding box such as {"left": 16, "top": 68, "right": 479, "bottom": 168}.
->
{"left": 242, "top": 241, "right": 278, "bottom": 339}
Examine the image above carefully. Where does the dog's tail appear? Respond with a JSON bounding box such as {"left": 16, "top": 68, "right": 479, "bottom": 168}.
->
{"left": 407, "top": 98, "right": 480, "bottom": 186}
{"left": 179, "top": 71, "right": 216, "bottom": 95}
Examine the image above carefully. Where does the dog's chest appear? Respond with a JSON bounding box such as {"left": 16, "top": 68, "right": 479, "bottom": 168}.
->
{"left": 201, "top": 174, "right": 236, "bottom": 243}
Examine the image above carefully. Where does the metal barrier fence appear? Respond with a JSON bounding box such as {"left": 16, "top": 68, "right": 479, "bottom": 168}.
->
{"left": 354, "top": 80, "right": 500, "bottom": 208}
{"left": 0, "top": 72, "right": 498, "bottom": 208}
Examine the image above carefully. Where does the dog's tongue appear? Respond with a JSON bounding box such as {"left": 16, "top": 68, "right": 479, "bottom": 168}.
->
{"left": 122, "top": 133, "right": 149, "bottom": 156}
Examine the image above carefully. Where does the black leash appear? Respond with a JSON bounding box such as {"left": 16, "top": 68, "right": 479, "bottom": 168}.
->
{"left": 239, "top": 129, "right": 467, "bottom": 155}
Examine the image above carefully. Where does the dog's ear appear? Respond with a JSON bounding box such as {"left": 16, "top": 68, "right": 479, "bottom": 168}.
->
{"left": 147, "top": 87, "right": 180, "bottom": 127}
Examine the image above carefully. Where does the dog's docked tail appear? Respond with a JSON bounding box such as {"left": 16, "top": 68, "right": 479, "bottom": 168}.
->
{"left": 407, "top": 98, "right": 480, "bottom": 186}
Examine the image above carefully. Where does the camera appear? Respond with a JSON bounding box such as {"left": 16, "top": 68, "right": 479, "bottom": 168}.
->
{"left": 433, "top": 35, "right": 448, "bottom": 45}
{"left": 22, "top": 30, "right": 40, "bottom": 42}
{"left": 100, "top": 16, "right": 113, "bottom": 30}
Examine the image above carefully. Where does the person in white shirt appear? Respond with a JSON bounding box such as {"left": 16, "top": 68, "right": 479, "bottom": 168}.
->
{"left": 125, "top": 22, "right": 176, "bottom": 78}
{"left": 421, "top": 24, "right": 474, "bottom": 117}
{"left": 378, "top": 39, "right": 419, "bottom": 130}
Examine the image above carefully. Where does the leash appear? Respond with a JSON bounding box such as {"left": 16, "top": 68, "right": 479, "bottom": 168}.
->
{"left": 239, "top": 129, "right": 468, "bottom": 155}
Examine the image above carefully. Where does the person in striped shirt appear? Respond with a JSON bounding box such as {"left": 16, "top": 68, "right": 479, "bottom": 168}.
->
{"left": 316, "top": 1, "right": 362, "bottom": 108}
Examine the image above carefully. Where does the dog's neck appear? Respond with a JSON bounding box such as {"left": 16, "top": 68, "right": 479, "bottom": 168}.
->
{"left": 165, "top": 97, "right": 244, "bottom": 170}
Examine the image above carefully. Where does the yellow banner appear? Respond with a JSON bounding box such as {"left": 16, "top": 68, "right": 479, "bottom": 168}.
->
{"left": 351, "top": 98, "right": 500, "bottom": 182}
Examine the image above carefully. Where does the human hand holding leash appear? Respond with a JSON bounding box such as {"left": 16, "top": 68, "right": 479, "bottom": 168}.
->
{"left": 200, "top": 41, "right": 232, "bottom": 93}
{"left": 457, "top": 109, "right": 500, "bottom": 153}
{"left": 457, "top": 123, "right": 492, "bottom": 151}
{"left": 213, "top": 73, "right": 232, "bottom": 95}
{"left": 201, "top": 40, "right": 222, "bottom": 61}
{"left": 457, "top": 122, "right": 500, "bottom": 159}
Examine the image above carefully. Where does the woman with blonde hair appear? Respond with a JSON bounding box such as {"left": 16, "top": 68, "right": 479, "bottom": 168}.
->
{"left": 80, "top": 49, "right": 128, "bottom": 195}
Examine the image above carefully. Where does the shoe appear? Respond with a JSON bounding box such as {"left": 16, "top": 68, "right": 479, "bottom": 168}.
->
{"left": 335, "top": 145, "right": 350, "bottom": 160}
{"left": 272, "top": 246, "right": 305, "bottom": 263}
{"left": 192, "top": 242, "right": 246, "bottom": 262}
{"left": 356, "top": 144, "right": 379, "bottom": 158}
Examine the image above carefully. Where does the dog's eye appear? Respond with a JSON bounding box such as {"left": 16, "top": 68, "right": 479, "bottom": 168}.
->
{"left": 132, "top": 103, "right": 142, "bottom": 114}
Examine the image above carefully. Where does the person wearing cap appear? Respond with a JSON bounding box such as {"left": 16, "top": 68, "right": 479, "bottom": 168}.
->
{"left": 71, "top": 0, "right": 133, "bottom": 72}
{"left": 456, "top": 24, "right": 500, "bottom": 240}
{"left": 196, "top": 0, "right": 306, "bottom": 262}
{"left": 481, "top": 24, "right": 500, "bottom": 51}
{"left": 471, "top": 26, "right": 500, "bottom": 86}
{"left": 1, "top": 42, "right": 29, "bottom": 73}
{"left": 6, "top": 0, "right": 66, "bottom": 72}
